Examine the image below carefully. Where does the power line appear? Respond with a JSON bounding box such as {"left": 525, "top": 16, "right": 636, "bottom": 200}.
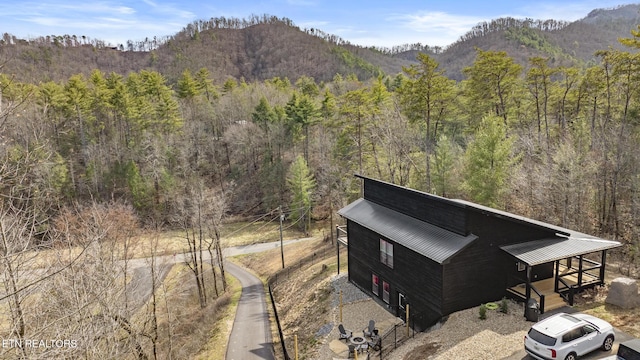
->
{"left": 219, "top": 204, "right": 311, "bottom": 239}
{"left": 220, "top": 211, "right": 278, "bottom": 238}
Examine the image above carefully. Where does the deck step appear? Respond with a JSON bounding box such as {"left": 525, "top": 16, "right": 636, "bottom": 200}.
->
{"left": 505, "top": 288, "right": 568, "bottom": 313}
{"left": 543, "top": 294, "right": 567, "bottom": 312}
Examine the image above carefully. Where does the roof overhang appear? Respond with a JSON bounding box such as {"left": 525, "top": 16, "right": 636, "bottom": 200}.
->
{"left": 500, "top": 236, "right": 622, "bottom": 266}
{"left": 338, "top": 198, "right": 477, "bottom": 264}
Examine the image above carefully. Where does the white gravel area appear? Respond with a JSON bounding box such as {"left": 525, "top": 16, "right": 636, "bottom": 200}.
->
{"left": 330, "top": 273, "right": 372, "bottom": 307}
{"left": 388, "top": 299, "right": 531, "bottom": 360}
{"left": 310, "top": 275, "right": 533, "bottom": 360}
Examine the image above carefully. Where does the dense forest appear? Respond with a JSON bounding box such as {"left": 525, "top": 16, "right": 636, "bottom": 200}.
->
{"left": 3, "top": 6, "right": 640, "bottom": 358}
{"left": 4, "top": 22, "right": 640, "bottom": 252}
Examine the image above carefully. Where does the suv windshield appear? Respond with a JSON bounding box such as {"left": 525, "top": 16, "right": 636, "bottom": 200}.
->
{"left": 528, "top": 328, "right": 556, "bottom": 346}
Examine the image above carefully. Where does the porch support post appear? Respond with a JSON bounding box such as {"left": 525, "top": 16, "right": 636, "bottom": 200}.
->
{"left": 600, "top": 250, "right": 607, "bottom": 285}
{"left": 523, "top": 264, "right": 532, "bottom": 318}
{"left": 525, "top": 265, "right": 531, "bottom": 300}
{"left": 336, "top": 225, "right": 341, "bottom": 275}
{"left": 577, "top": 255, "right": 583, "bottom": 289}
{"left": 554, "top": 260, "right": 560, "bottom": 292}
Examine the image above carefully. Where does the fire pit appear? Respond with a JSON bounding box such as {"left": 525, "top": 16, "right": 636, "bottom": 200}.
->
{"left": 349, "top": 336, "right": 366, "bottom": 346}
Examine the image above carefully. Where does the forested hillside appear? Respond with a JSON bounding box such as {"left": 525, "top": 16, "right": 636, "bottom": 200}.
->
{"left": 3, "top": 5, "right": 640, "bottom": 84}
{"left": 0, "top": 15, "right": 406, "bottom": 84}
{"left": 3, "top": 26, "right": 640, "bottom": 243}
{"left": 431, "top": 4, "right": 640, "bottom": 79}
{"left": 2, "top": 4, "right": 640, "bottom": 250}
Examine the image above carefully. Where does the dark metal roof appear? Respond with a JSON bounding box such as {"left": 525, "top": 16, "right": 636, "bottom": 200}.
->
{"left": 338, "top": 198, "right": 478, "bottom": 264}
{"left": 500, "top": 237, "right": 621, "bottom": 266}
{"left": 450, "top": 199, "right": 598, "bottom": 239}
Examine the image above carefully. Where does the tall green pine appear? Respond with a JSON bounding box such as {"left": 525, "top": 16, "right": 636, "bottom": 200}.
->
{"left": 286, "top": 155, "right": 316, "bottom": 234}
{"left": 463, "top": 115, "right": 516, "bottom": 207}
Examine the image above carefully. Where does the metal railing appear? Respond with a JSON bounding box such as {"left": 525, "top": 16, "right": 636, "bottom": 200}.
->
{"left": 375, "top": 320, "right": 416, "bottom": 359}
{"left": 556, "top": 277, "right": 576, "bottom": 305}
{"left": 506, "top": 275, "right": 546, "bottom": 313}
{"left": 268, "top": 284, "right": 290, "bottom": 360}
{"left": 337, "top": 225, "right": 348, "bottom": 245}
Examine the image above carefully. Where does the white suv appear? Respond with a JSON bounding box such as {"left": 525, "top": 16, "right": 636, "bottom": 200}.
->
{"left": 524, "top": 312, "right": 615, "bottom": 360}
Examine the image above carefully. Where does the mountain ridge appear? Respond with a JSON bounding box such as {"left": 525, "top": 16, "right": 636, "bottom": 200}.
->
{"left": 1, "top": 4, "right": 639, "bottom": 83}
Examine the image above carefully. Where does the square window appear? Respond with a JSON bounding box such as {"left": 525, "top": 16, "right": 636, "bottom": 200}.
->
{"left": 380, "top": 239, "right": 394, "bottom": 269}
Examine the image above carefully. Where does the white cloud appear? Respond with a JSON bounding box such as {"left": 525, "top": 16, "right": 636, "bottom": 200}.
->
{"left": 2, "top": 0, "right": 197, "bottom": 45}
{"left": 394, "top": 11, "right": 484, "bottom": 34}
{"left": 45, "top": 2, "right": 137, "bottom": 15}
{"left": 345, "top": 11, "right": 487, "bottom": 48}
{"left": 142, "top": 0, "right": 158, "bottom": 7}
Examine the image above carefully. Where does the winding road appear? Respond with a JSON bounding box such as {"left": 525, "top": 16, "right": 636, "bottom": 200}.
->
{"left": 124, "top": 237, "right": 313, "bottom": 359}
{"left": 225, "top": 261, "right": 275, "bottom": 360}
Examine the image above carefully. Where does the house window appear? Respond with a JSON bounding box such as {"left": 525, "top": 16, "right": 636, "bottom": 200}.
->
{"left": 372, "top": 274, "right": 379, "bottom": 296}
{"left": 517, "top": 261, "right": 526, "bottom": 272}
{"left": 380, "top": 239, "right": 394, "bottom": 268}
{"left": 382, "top": 281, "right": 390, "bottom": 303}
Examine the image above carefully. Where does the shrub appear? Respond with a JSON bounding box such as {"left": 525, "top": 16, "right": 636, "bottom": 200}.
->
{"left": 479, "top": 304, "right": 487, "bottom": 320}
{"left": 500, "top": 297, "right": 509, "bottom": 314}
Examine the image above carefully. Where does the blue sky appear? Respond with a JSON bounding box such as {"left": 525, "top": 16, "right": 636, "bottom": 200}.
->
{"left": 0, "top": 0, "right": 632, "bottom": 48}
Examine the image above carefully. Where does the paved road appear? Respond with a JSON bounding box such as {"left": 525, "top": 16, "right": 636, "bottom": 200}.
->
{"left": 222, "top": 237, "right": 312, "bottom": 258}
{"left": 225, "top": 261, "right": 275, "bottom": 360}
{"left": 126, "top": 237, "right": 314, "bottom": 267}
{"left": 123, "top": 237, "right": 314, "bottom": 299}
{"left": 95, "top": 237, "right": 313, "bottom": 358}
{"left": 126, "top": 261, "right": 174, "bottom": 309}
{"left": 124, "top": 238, "right": 314, "bottom": 359}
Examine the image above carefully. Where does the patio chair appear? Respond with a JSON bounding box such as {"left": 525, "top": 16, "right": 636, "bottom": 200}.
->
{"left": 363, "top": 320, "right": 377, "bottom": 337}
{"left": 347, "top": 344, "right": 356, "bottom": 358}
{"left": 368, "top": 337, "right": 381, "bottom": 352}
{"left": 338, "top": 324, "right": 352, "bottom": 341}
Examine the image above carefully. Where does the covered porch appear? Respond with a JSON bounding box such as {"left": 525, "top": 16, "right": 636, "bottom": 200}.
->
{"left": 501, "top": 236, "right": 621, "bottom": 314}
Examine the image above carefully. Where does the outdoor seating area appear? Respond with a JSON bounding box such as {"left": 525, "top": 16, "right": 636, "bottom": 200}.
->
{"left": 338, "top": 320, "right": 380, "bottom": 357}
{"left": 321, "top": 275, "right": 403, "bottom": 360}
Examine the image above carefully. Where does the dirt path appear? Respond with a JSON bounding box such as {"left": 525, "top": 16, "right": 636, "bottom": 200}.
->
{"left": 225, "top": 261, "right": 275, "bottom": 360}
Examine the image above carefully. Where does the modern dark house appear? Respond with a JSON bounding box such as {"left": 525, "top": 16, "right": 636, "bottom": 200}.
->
{"left": 337, "top": 176, "right": 621, "bottom": 330}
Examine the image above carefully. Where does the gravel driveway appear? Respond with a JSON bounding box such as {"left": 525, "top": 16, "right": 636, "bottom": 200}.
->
{"left": 390, "top": 300, "right": 532, "bottom": 360}
{"left": 392, "top": 304, "right": 635, "bottom": 360}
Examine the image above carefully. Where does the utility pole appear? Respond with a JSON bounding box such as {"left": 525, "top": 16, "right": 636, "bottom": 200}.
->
{"left": 279, "top": 206, "right": 285, "bottom": 269}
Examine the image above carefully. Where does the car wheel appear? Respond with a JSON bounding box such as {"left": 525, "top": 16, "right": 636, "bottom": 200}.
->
{"left": 602, "top": 334, "right": 615, "bottom": 351}
{"left": 564, "top": 352, "right": 577, "bottom": 360}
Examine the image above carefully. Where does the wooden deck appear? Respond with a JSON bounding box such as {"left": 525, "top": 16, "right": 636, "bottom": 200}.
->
{"left": 507, "top": 264, "right": 603, "bottom": 313}
{"left": 532, "top": 278, "right": 566, "bottom": 312}
{"left": 508, "top": 278, "right": 566, "bottom": 312}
